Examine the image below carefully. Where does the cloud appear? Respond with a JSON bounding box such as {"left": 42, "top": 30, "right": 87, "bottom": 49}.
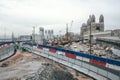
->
{"left": 0, "top": 0, "right": 120, "bottom": 37}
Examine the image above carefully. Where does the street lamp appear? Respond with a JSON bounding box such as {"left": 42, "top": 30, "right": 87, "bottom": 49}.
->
{"left": 89, "top": 18, "right": 92, "bottom": 54}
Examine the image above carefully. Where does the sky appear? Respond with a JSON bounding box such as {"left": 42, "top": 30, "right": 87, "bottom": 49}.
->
{"left": 0, "top": 0, "right": 120, "bottom": 37}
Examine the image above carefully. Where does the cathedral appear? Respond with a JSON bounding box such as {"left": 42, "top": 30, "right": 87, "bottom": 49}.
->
{"left": 80, "top": 14, "right": 104, "bottom": 36}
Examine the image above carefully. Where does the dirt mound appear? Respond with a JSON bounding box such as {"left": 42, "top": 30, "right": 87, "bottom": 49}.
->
{"left": 22, "top": 63, "right": 78, "bottom": 80}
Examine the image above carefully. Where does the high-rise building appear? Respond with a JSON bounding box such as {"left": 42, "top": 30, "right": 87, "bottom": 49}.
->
{"left": 39, "top": 27, "right": 44, "bottom": 36}
{"left": 39, "top": 27, "right": 44, "bottom": 44}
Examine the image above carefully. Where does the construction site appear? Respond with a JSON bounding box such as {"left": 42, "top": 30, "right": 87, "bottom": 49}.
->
{"left": 0, "top": 49, "right": 93, "bottom": 80}
{"left": 0, "top": 16, "right": 120, "bottom": 80}
{"left": 0, "top": 1, "right": 120, "bottom": 79}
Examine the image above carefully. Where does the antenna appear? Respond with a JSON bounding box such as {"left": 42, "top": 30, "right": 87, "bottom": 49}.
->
{"left": 66, "top": 23, "right": 68, "bottom": 40}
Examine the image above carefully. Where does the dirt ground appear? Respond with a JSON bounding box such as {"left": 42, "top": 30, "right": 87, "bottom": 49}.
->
{"left": 0, "top": 50, "right": 93, "bottom": 80}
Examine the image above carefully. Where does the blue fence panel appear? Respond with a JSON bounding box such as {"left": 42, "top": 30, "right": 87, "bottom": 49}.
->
{"left": 25, "top": 43, "right": 120, "bottom": 66}
{"left": 0, "top": 41, "right": 14, "bottom": 46}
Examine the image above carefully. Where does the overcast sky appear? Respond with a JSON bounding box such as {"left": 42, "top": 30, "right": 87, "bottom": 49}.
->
{"left": 0, "top": 0, "right": 120, "bottom": 37}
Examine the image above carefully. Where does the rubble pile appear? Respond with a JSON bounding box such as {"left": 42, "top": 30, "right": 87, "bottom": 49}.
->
{"left": 0, "top": 61, "right": 10, "bottom": 67}
{"left": 22, "top": 63, "right": 78, "bottom": 80}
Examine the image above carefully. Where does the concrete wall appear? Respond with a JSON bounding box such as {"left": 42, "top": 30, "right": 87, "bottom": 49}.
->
{"left": 0, "top": 46, "right": 15, "bottom": 61}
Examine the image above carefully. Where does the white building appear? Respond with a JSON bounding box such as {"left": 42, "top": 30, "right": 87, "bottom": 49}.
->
{"left": 34, "top": 34, "right": 43, "bottom": 44}
{"left": 19, "top": 35, "right": 31, "bottom": 41}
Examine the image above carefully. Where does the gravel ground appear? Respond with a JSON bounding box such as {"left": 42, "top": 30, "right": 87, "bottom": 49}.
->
{"left": 0, "top": 50, "right": 93, "bottom": 80}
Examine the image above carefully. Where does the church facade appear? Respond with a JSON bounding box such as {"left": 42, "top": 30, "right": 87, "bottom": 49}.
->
{"left": 80, "top": 14, "right": 104, "bottom": 36}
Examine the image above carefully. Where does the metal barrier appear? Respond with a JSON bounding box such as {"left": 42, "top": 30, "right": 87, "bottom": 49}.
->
{"left": 0, "top": 46, "right": 15, "bottom": 61}
{"left": 23, "top": 45, "right": 120, "bottom": 80}
{"left": 23, "top": 43, "right": 120, "bottom": 67}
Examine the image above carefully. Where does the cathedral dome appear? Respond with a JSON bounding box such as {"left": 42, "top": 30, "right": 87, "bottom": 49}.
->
{"left": 81, "top": 23, "right": 87, "bottom": 30}
{"left": 87, "top": 18, "right": 91, "bottom": 25}
{"left": 91, "top": 14, "right": 95, "bottom": 22}
{"left": 99, "top": 14, "right": 104, "bottom": 22}
{"left": 82, "top": 23, "right": 87, "bottom": 27}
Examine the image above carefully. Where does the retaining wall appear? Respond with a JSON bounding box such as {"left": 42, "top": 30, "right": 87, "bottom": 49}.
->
{"left": 0, "top": 46, "right": 15, "bottom": 61}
